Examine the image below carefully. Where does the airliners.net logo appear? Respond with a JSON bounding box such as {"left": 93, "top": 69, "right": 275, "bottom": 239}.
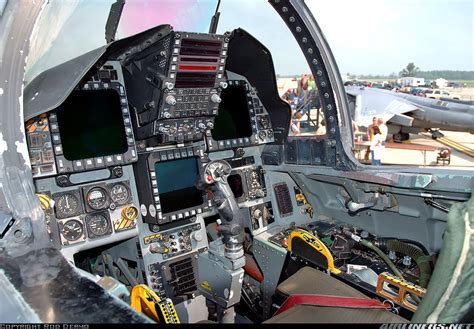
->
{"left": 380, "top": 325, "right": 472, "bottom": 329}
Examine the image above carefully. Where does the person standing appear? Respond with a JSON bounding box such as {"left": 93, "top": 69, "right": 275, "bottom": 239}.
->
{"left": 370, "top": 126, "right": 384, "bottom": 166}
{"left": 298, "top": 74, "right": 308, "bottom": 104}
{"left": 364, "top": 117, "right": 378, "bottom": 161}
{"left": 377, "top": 118, "right": 388, "bottom": 145}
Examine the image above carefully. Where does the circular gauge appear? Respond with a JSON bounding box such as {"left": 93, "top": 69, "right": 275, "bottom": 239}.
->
{"left": 86, "top": 187, "right": 108, "bottom": 210}
{"left": 56, "top": 193, "right": 80, "bottom": 218}
{"left": 110, "top": 183, "right": 130, "bottom": 205}
{"left": 87, "top": 214, "right": 110, "bottom": 237}
{"left": 61, "top": 219, "right": 84, "bottom": 241}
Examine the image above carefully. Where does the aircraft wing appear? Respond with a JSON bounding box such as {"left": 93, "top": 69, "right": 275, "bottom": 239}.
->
{"left": 345, "top": 86, "right": 422, "bottom": 128}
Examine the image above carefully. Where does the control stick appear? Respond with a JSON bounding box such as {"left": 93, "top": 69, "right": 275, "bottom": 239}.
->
{"left": 202, "top": 160, "right": 244, "bottom": 260}
{"left": 197, "top": 160, "right": 246, "bottom": 323}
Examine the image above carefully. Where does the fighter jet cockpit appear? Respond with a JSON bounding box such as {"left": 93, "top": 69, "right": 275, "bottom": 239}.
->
{"left": 0, "top": 0, "right": 472, "bottom": 325}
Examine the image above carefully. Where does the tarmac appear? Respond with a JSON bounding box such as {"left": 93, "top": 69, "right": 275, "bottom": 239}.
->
{"left": 380, "top": 131, "right": 474, "bottom": 169}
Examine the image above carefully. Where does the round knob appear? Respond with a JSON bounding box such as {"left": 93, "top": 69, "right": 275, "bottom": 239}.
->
{"left": 198, "top": 123, "right": 206, "bottom": 129}
{"left": 163, "top": 112, "right": 171, "bottom": 118}
{"left": 211, "top": 94, "right": 221, "bottom": 104}
{"left": 253, "top": 209, "right": 262, "bottom": 219}
{"left": 219, "top": 82, "right": 228, "bottom": 89}
{"left": 183, "top": 124, "right": 190, "bottom": 132}
{"left": 206, "top": 121, "right": 214, "bottom": 128}
{"left": 149, "top": 243, "right": 167, "bottom": 254}
{"left": 164, "top": 82, "right": 174, "bottom": 90}
{"left": 165, "top": 95, "right": 177, "bottom": 105}
{"left": 191, "top": 231, "right": 203, "bottom": 242}
{"left": 158, "top": 126, "right": 168, "bottom": 133}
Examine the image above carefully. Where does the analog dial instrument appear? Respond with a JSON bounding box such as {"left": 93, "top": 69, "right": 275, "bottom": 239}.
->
{"left": 56, "top": 193, "right": 80, "bottom": 218}
{"left": 86, "top": 187, "right": 108, "bottom": 210}
{"left": 87, "top": 214, "right": 110, "bottom": 237}
{"left": 61, "top": 219, "right": 84, "bottom": 241}
{"left": 110, "top": 183, "right": 130, "bottom": 205}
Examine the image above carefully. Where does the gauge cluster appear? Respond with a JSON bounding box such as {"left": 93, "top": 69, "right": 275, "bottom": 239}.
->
{"left": 50, "top": 180, "right": 135, "bottom": 246}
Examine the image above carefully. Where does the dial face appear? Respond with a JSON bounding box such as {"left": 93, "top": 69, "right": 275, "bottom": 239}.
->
{"left": 110, "top": 183, "right": 130, "bottom": 205}
{"left": 61, "top": 219, "right": 84, "bottom": 241}
{"left": 56, "top": 193, "right": 80, "bottom": 218}
{"left": 87, "top": 214, "right": 110, "bottom": 237}
{"left": 86, "top": 187, "right": 108, "bottom": 210}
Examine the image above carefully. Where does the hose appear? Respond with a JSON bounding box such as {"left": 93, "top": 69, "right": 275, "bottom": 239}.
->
{"left": 343, "top": 231, "right": 404, "bottom": 279}
{"left": 378, "top": 237, "right": 430, "bottom": 257}
{"left": 359, "top": 239, "right": 405, "bottom": 279}
{"left": 385, "top": 240, "right": 432, "bottom": 288}
{"left": 343, "top": 232, "right": 425, "bottom": 305}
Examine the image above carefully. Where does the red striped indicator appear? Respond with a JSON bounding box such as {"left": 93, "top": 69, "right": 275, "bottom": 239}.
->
{"left": 178, "top": 65, "right": 217, "bottom": 71}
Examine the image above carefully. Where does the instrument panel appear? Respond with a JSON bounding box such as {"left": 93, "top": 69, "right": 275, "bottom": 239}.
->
{"left": 27, "top": 28, "right": 282, "bottom": 303}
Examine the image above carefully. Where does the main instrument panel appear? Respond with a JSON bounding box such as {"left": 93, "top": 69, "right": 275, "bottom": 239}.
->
{"left": 26, "top": 28, "right": 284, "bottom": 304}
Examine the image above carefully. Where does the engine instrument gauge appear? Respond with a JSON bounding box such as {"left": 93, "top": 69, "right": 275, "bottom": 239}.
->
{"left": 86, "top": 187, "right": 108, "bottom": 210}
{"left": 61, "top": 219, "right": 84, "bottom": 241}
{"left": 55, "top": 193, "right": 81, "bottom": 218}
{"left": 110, "top": 183, "right": 130, "bottom": 205}
{"left": 86, "top": 213, "right": 111, "bottom": 237}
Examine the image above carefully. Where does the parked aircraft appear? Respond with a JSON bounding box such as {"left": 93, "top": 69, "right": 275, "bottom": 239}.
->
{"left": 346, "top": 86, "right": 474, "bottom": 141}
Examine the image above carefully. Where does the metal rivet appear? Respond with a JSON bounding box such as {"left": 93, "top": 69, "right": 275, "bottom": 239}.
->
{"left": 321, "top": 81, "right": 327, "bottom": 87}
{"left": 324, "top": 93, "right": 329, "bottom": 98}
{"left": 282, "top": 6, "right": 288, "bottom": 12}
{"left": 289, "top": 16, "right": 295, "bottom": 22}
{"left": 307, "top": 48, "right": 313, "bottom": 54}
{"left": 330, "top": 128, "right": 336, "bottom": 134}
{"left": 329, "top": 116, "right": 334, "bottom": 122}
{"left": 302, "top": 37, "right": 307, "bottom": 43}
{"left": 327, "top": 104, "right": 332, "bottom": 110}
{"left": 296, "top": 26, "right": 302, "bottom": 33}
{"left": 317, "top": 70, "right": 323, "bottom": 76}
{"left": 312, "top": 59, "right": 318, "bottom": 65}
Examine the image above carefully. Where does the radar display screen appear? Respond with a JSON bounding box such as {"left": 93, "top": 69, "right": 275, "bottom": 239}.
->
{"left": 155, "top": 157, "right": 203, "bottom": 214}
{"left": 212, "top": 85, "right": 252, "bottom": 140}
{"left": 56, "top": 89, "right": 127, "bottom": 160}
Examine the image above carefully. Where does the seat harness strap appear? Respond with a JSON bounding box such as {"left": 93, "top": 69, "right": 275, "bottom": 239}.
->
{"left": 275, "top": 294, "right": 389, "bottom": 316}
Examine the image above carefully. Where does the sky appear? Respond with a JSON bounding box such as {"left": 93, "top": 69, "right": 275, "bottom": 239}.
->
{"left": 25, "top": 0, "right": 474, "bottom": 80}
{"left": 216, "top": 0, "right": 474, "bottom": 76}
{"left": 307, "top": 0, "right": 474, "bottom": 75}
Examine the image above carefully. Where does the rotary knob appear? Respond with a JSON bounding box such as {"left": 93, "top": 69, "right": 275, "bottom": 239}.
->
{"left": 198, "top": 122, "right": 206, "bottom": 130}
{"left": 206, "top": 121, "right": 214, "bottom": 129}
{"left": 210, "top": 94, "right": 221, "bottom": 104}
{"left": 149, "top": 243, "right": 168, "bottom": 254}
{"left": 163, "top": 112, "right": 171, "bottom": 118}
{"left": 191, "top": 231, "right": 203, "bottom": 242}
{"left": 164, "top": 82, "right": 174, "bottom": 90}
{"left": 252, "top": 209, "right": 262, "bottom": 219}
{"left": 165, "top": 95, "right": 177, "bottom": 105}
{"left": 219, "top": 82, "right": 228, "bottom": 89}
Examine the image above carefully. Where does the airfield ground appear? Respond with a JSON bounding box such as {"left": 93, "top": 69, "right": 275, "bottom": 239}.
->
{"left": 382, "top": 131, "right": 474, "bottom": 169}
